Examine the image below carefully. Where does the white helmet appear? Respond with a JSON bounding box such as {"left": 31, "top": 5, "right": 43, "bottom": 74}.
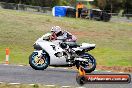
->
{"left": 51, "top": 26, "right": 62, "bottom": 34}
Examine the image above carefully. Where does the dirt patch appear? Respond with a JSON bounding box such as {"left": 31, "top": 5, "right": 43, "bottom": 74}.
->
{"left": 97, "top": 65, "right": 132, "bottom": 73}
{"left": 70, "top": 65, "right": 132, "bottom": 73}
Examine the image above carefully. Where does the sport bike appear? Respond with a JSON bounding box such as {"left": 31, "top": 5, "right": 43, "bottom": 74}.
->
{"left": 29, "top": 33, "right": 96, "bottom": 73}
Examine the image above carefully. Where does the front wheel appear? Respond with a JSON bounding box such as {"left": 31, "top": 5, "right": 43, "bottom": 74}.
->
{"left": 76, "top": 53, "right": 96, "bottom": 73}
{"left": 29, "top": 51, "right": 50, "bottom": 70}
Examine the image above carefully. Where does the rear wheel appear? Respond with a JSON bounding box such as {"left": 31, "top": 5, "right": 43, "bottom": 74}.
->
{"left": 29, "top": 51, "right": 49, "bottom": 70}
{"left": 76, "top": 53, "right": 96, "bottom": 73}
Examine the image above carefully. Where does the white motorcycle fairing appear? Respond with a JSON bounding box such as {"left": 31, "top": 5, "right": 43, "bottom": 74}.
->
{"left": 72, "top": 43, "right": 96, "bottom": 51}
{"left": 36, "top": 41, "right": 68, "bottom": 65}
{"left": 80, "top": 43, "right": 96, "bottom": 49}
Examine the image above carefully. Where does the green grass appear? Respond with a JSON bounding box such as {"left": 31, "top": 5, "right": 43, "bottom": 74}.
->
{"left": 0, "top": 9, "right": 132, "bottom": 66}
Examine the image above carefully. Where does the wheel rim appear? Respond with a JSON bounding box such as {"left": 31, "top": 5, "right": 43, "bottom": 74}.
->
{"left": 84, "top": 60, "right": 94, "bottom": 69}
{"left": 32, "top": 53, "right": 47, "bottom": 68}
{"left": 34, "top": 56, "right": 45, "bottom": 65}
{"left": 81, "top": 55, "right": 95, "bottom": 70}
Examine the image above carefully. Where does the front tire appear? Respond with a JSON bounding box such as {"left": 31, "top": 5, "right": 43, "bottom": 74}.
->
{"left": 29, "top": 51, "right": 49, "bottom": 70}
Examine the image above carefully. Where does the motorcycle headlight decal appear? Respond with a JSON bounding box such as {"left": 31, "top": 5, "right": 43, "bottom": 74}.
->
{"left": 50, "top": 45, "right": 56, "bottom": 51}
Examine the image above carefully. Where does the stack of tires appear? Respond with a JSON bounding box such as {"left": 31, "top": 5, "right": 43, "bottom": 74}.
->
{"left": 101, "top": 12, "right": 111, "bottom": 22}
{"left": 65, "top": 7, "right": 76, "bottom": 18}
{"left": 92, "top": 9, "right": 111, "bottom": 22}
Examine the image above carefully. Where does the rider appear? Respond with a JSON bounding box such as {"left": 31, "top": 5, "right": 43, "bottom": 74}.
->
{"left": 50, "top": 26, "right": 77, "bottom": 46}
{"left": 50, "top": 26, "right": 77, "bottom": 62}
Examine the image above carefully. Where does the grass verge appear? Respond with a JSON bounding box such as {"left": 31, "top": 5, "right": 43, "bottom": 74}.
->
{"left": 0, "top": 9, "right": 132, "bottom": 66}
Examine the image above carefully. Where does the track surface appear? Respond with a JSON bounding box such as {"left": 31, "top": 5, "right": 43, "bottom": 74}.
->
{"left": 0, "top": 64, "right": 131, "bottom": 88}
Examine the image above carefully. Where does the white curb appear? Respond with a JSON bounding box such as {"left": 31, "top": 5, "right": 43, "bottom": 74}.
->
{"left": 45, "top": 85, "right": 55, "bottom": 87}
{"left": 18, "top": 65, "right": 24, "bottom": 67}
{"left": 29, "top": 84, "right": 35, "bottom": 86}
{"left": 0, "top": 82, "right": 3, "bottom": 84}
{"left": 49, "top": 67, "right": 55, "bottom": 69}
{"left": 61, "top": 86, "right": 71, "bottom": 88}
{"left": 9, "top": 83, "right": 21, "bottom": 85}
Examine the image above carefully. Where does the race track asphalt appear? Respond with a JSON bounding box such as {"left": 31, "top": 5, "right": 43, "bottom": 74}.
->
{"left": 0, "top": 64, "right": 131, "bottom": 88}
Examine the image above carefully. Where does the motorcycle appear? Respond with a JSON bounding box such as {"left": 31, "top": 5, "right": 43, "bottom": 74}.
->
{"left": 29, "top": 33, "right": 96, "bottom": 73}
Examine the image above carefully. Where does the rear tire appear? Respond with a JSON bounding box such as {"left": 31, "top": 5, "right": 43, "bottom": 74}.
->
{"left": 76, "top": 53, "right": 96, "bottom": 73}
{"left": 29, "top": 51, "right": 49, "bottom": 70}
